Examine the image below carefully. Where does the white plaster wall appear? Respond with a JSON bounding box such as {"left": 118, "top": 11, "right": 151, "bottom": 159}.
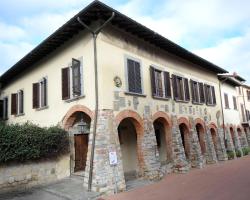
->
{"left": 221, "top": 83, "right": 241, "bottom": 125}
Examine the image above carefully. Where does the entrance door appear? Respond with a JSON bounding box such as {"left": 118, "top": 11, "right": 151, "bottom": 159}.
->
{"left": 74, "top": 134, "right": 88, "bottom": 172}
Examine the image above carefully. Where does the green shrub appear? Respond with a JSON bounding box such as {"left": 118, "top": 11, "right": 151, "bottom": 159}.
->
{"left": 227, "top": 150, "right": 235, "bottom": 160}
{"left": 0, "top": 123, "right": 69, "bottom": 164}
{"left": 235, "top": 149, "right": 242, "bottom": 158}
{"left": 242, "top": 147, "right": 250, "bottom": 156}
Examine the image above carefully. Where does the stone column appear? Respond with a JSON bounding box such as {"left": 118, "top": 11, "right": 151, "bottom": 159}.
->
{"left": 84, "top": 110, "right": 126, "bottom": 194}
{"left": 171, "top": 115, "right": 190, "bottom": 173}
{"left": 245, "top": 127, "right": 250, "bottom": 146}
{"left": 189, "top": 117, "right": 204, "bottom": 168}
{"left": 215, "top": 128, "right": 228, "bottom": 161}
{"left": 225, "top": 127, "right": 236, "bottom": 158}
{"left": 233, "top": 128, "right": 243, "bottom": 156}
{"left": 204, "top": 117, "right": 217, "bottom": 164}
{"left": 142, "top": 117, "right": 161, "bottom": 180}
{"left": 240, "top": 131, "right": 249, "bottom": 148}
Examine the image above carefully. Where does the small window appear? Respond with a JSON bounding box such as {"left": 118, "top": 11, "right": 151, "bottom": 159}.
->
{"left": 150, "top": 66, "right": 171, "bottom": 98}
{"left": 233, "top": 96, "right": 237, "bottom": 110}
{"left": 33, "top": 77, "right": 48, "bottom": 109}
{"left": 204, "top": 84, "right": 216, "bottom": 106}
{"left": 247, "top": 90, "right": 250, "bottom": 101}
{"left": 126, "top": 58, "right": 142, "bottom": 94}
{"left": 224, "top": 93, "right": 229, "bottom": 109}
{"left": 61, "top": 58, "right": 83, "bottom": 100}
{"left": 11, "top": 90, "right": 24, "bottom": 116}
{"left": 190, "top": 80, "right": 205, "bottom": 104}
{"left": 241, "top": 104, "right": 246, "bottom": 122}
{"left": 172, "top": 74, "right": 190, "bottom": 102}
{"left": 0, "top": 97, "right": 8, "bottom": 120}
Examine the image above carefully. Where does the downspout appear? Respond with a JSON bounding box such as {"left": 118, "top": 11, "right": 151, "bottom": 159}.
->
{"left": 77, "top": 12, "right": 115, "bottom": 191}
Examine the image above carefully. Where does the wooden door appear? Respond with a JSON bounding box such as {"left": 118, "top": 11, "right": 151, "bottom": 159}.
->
{"left": 74, "top": 134, "right": 88, "bottom": 172}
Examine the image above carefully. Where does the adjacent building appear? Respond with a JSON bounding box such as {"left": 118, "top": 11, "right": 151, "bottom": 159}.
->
{"left": 0, "top": 1, "right": 248, "bottom": 194}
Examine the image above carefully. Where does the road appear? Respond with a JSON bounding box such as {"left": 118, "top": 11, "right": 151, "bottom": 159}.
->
{"left": 107, "top": 156, "right": 250, "bottom": 200}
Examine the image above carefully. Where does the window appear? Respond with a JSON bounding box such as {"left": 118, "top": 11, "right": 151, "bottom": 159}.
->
{"left": 172, "top": 74, "right": 190, "bottom": 102}
{"left": 238, "top": 87, "right": 242, "bottom": 95}
{"left": 247, "top": 90, "right": 250, "bottom": 101}
{"left": 224, "top": 93, "right": 229, "bottom": 109}
{"left": 33, "top": 77, "right": 47, "bottom": 109}
{"left": 190, "top": 80, "right": 205, "bottom": 104}
{"left": 126, "top": 58, "right": 142, "bottom": 94}
{"left": 233, "top": 96, "right": 237, "bottom": 110}
{"left": 62, "top": 58, "right": 83, "bottom": 100}
{"left": 241, "top": 104, "right": 246, "bottom": 122}
{"left": 0, "top": 97, "right": 8, "bottom": 120}
{"left": 150, "top": 66, "right": 171, "bottom": 98}
{"left": 11, "top": 90, "right": 24, "bottom": 115}
{"left": 204, "top": 84, "right": 216, "bottom": 106}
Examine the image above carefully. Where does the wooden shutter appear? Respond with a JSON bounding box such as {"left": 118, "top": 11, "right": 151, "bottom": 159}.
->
{"left": 62, "top": 67, "right": 70, "bottom": 100}
{"left": 33, "top": 82, "right": 39, "bottom": 109}
{"left": 224, "top": 93, "right": 229, "bottom": 108}
{"left": 72, "top": 58, "right": 81, "bottom": 96}
{"left": 241, "top": 104, "right": 246, "bottom": 122}
{"left": 172, "top": 74, "right": 178, "bottom": 100}
{"left": 204, "top": 84, "right": 209, "bottom": 105}
{"left": 19, "top": 90, "right": 24, "bottom": 114}
{"left": 127, "top": 59, "right": 136, "bottom": 93}
{"left": 199, "top": 83, "right": 205, "bottom": 104}
{"left": 184, "top": 78, "right": 190, "bottom": 101}
{"left": 164, "top": 71, "right": 171, "bottom": 98}
{"left": 211, "top": 86, "right": 216, "bottom": 105}
{"left": 11, "top": 93, "right": 17, "bottom": 115}
{"left": 134, "top": 61, "right": 142, "bottom": 93}
{"left": 233, "top": 96, "right": 237, "bottom": 110}
{"left": 150, "top": 66, "right": 156, "bottom": 97}
{"left": 41, "top": 78, "right": 47, "bottom": 107}
{"left": 0, "top": 100, "right": 3, "bottom": 119}
{"left": 190, "top": 80, "right": 195, "bottom": 103}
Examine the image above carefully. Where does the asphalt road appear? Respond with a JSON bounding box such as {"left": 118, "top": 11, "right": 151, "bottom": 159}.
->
{"left": 107, "top": 156, "right": 250, "bottom": 200}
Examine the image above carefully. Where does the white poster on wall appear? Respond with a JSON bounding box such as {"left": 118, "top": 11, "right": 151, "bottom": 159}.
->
{"left": 109, "top": 151, "right": 118, "bottom": 166}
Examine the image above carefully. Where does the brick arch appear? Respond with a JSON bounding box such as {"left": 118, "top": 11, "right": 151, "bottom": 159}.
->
{"left": 194, "top": 118, "right": 206, "bottom": 155}
{"left": 177, "top": 117, "right": 190, "bottom": 129}
{"left": 115, "top": 110, "right": 145, "bottom": 174}
{"left": 208, "top": 122, "right": 217, "bottom": 131}
{"left": 62, "top": 105, "right": 94, "bottom": 130}
{"left": 194, "top": 118, "right": 205, "bottom": 129}
{"left": 237, "top": 125, "right": 244, "bottom": 133}
{"left": 152, "top": 111, "right": 172, "bottom": 127}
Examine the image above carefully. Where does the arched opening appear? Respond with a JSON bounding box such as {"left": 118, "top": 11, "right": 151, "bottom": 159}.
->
{"left": 196, "top": 123, "right": 206, "bottom": 155}
{"left": 230, "top": 127, "right": 235, "bottom": 147}
{"left": 210, "top": 128, "right": 218, "bottom": 157}
{"left": 153, "top": 117, "right": 172, "bottom": 165}
{"left": 118, "top": 117, "right": 142, "bottom": 181}
{"left": 66, "top": 111, "right": 91, "bottom": 173}
{"left": 179, "top": 123, "right": 191, "bottom": 160}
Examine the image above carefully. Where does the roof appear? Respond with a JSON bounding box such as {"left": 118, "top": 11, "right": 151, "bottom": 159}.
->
{"left": 218, "top": 74, "right": 243, "bottom": 87}
{"left": 0, "top": 0, "right": 228, "bottom": 87}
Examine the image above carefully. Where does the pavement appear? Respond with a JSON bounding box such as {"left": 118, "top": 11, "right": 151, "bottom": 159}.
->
{"left": 0, "top": 175, "right": 99, "bottom": 200}
{"left": 106, "top": 156, "right": 250, "bottom": 200}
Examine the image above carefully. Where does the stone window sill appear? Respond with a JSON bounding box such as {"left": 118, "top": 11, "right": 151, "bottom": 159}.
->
{"left": 65, "top": 95, "right": 85, "bottom": 103}
{"left": 153, "top": 96, "right": 170, "bottom": 101}
{"left": 15, "top": 113, "right": 25, "bottom": 117}
{"left": 124, "top": 91, "right": 146, "bottom": 97}
{"left": 36, "top": 106, "right": 49, "bottom": 111}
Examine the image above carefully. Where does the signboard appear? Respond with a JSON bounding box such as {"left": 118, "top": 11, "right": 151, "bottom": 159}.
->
{"left": 109, "top": 151, "right": 118, "bottom": 166}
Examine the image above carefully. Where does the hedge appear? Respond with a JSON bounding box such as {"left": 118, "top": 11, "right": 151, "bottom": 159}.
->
{"left": 0, "top": 123, "right": 69, "bottom": 164}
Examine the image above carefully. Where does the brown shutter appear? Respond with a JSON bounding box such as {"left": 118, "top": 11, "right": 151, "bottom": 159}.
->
{"left": 211, "top": 86, "right": 216, "bottom": 105}
{"left": 233, "top": 96, "right": 237, "bottom": 110}
{"left": 224, "top": 93, "right": 229, "bottom": 108}
{"left": 127, "top": 59, "right": 135, "bottom": 93}
{"left": 150, "top": 67, "right": 156, "bottom": 96}
{"left": 62, "top": 67, "right": 70, "bottom": 100}
{"left": 11, "top": 93, "right": 17, "bottom": 115}
{"left": 172, "top": 74, "right": 178, "bottom": 100}
{"left": 19, "top": 90, "right": 24, "bottom": 114}
{"left": 0, "top": 100, "right": 3, "bottom": 119}
{"left": 184, "top": 78, "right": 190, "bottom": 101}
{"left": 204, "top": 84, "right": 209, "bottom": 105}
{"left": 43, "top": 78, "right": 47, "bottom": 107}
{"left": 72, "top": 58, "right": 81, "bottom": 96}
{"left": 33, "top": 82, "right": 39, "bottom": 109}
{"left": 190, "top": 80, "right": 195, "bottom": 103}
{"left": 134, "top": 61, "right": 142, "bottom": 94}
{"left": 199, "top": 82, "right": 205, "bottom": 104}
{"left": 164, "top": 71, "right": 171, "bottom": 98}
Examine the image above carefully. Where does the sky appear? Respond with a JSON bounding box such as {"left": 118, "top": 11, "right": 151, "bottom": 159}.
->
{"left": 0, "top": 0, "right": 250, "bottom": 83}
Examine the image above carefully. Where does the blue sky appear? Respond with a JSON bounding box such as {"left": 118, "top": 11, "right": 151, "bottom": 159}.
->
{"left": 0, "top": 0, "right": 250, "bottom": 83}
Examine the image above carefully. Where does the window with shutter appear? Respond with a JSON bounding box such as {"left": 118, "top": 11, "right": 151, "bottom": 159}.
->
{"left": 72, "top": 58, "right": 81, "bottom": 96}
{"left": 204, "top": 84, "right": 216, "bottom": 106}
{"left": 0, "top": 100, "right": 3, "bottom": 120}
{"left": 190, "top": 80, "right": 199, "bottom": 103}
{"left": 233, "top": 96, "right": 237, "bottom": 110}
{"left": 11, "top": 93, "right": 17, "bottom": 115}
{"left": 3, "top": 97, "right": 8, "bottom": 119}
{"left": 211, "top": 86, "right": 216, "bottom": 105}
{"left": 247, "top": 90, "right": 250, "bottom": 101}
{"left": 40, "top": 78, "right": 47, "bottom": 107}
{"left": 224, "top": 93, "right": 229, "bottom": 109}
{"left": 241, "top": 104, "right": 246, "bottom": 122}
{"left": 127, "top": 58, "right": 142, "bottom": 94}
{"left": 155, "top": 70, "right": 163, "bottom": 97}
{"left": 18, "top": 90, "right": 24, "bottom": 114}
{"left": 199, "top": 83, "right": 205, "bottom": 104}
{"left": 184, "top": 78, "right": 190, "bottom": 101}
{"left": 172, "top": 75, "right": 190, "bottom": 102}
{"left": 172, "top": 74, "right": 178, "bottom": 100}
{"left": 150, "top": 66, "right": 156, "bottom": 97}
{"left": 33, "top": 82, "right": 39, "bottom": 109}
{"left": 62, "top": 67, "right": 70, "bottom": 100}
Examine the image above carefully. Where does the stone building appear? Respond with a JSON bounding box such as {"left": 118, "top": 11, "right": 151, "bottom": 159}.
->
{"left": 0, "top": 1, "right": 247, "bottom": 194}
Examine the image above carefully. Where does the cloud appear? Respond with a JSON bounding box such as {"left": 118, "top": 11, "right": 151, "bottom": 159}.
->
{"left": 0, "top": 21, "right": 27, "bottom": 41}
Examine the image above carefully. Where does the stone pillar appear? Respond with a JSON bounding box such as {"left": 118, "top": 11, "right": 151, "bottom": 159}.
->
{"left": 142, "top": 117, "right": 161, "bottom": 180}
{"left": 240, "top": 131, "right": 249, "bottom": 148}
{"left": 245, "top": 127, "right": 250, "bottom": 146}
{"left": 225, "top": 127, "right": 236, "bottom": 158}
{"left": 233, "top": 128, "right": 243, "bottom": 156}
{"left": 215, "top": 128, "right": 228, "bottom": 161}
{"left": 204, "top": 117, "right": 217, "bottom": 164}
{"left": 84, "top": 110, "right": 126, "bottom": 194}
{"left": 189, "top": 117, "right": 204, "bottom": 168}
{"left": 171, "top": 115, "right": 190, "bottom": 173}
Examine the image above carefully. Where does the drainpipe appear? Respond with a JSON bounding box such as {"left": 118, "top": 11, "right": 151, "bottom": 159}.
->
{"left": 77, "top": 12, "right": 115, "bottom": 191}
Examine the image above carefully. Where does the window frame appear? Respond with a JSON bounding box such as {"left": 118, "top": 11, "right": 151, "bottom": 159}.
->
{"left": 224, "top": 93, "right": 230, "bottom": 109}
{"left": 172, "top": 74, "right": 190, "bottom": 103}
{"left": 204, "top": 84, "right": 216, "bottom": 106}
{"left": 33, "top": 77, "right": 48, "bottom": 110}
{"left": 11, "top": 89, "right": 24, "bottom": 116}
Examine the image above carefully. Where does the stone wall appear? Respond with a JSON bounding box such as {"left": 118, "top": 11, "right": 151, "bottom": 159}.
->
{"left": 0, "top": 155, "right": 70, "bottom": 193}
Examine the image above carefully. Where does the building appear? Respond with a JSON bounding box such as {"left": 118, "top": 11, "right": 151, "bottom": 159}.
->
{"left": 218, "top": 74, "right": 249, "bottom": 157}
{"left": 0, "top": 1, "right": 246, "bottom": 194}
